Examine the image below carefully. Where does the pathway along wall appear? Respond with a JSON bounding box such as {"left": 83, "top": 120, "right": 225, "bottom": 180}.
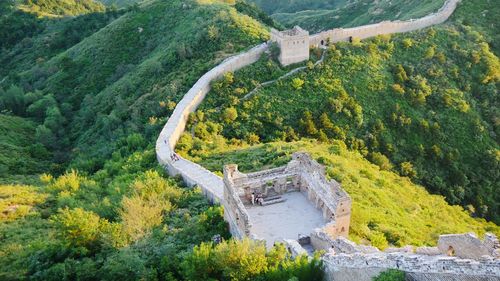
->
{"left": 156, "top": 43, "right": 268, "bottom": 202}
{"left": 309, "top": 0, "right": 460, "bottom": 46}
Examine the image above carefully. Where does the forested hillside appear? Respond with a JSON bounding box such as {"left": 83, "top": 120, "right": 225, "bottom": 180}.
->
{"left": 180, "top": 2, "right": 500, "bottom": 225}
{"left": 2, "top": 0, "right": 272, "bottom": 173}
{"left": 0, "top": 115, "right": 51, "bottom": 181}
{"left": 0, "top": 0, "right": 326, "bottom": 280}
{"left": 18, "top": 0, "right": 105, "bottom": 17}
{"left": 250, "top": 0, "right": 446, "bottom": 32}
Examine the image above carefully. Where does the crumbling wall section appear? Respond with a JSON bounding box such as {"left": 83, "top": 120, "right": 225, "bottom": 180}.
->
{"left": 316, "top": 233, "right": 500, "bottom": 281}
{"left": 293, "top": 153, "right": 351, "bottom": 237}
{"left": 323, "top": 253, "right": 500, "bottom": 281}
{"left": 223, "top": 165, "right": 252, "bottom": 238}
{"left": 437, "top": 233, "right": 498, "bottom": 259}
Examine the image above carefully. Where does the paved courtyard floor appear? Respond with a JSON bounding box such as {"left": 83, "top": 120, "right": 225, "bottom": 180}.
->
{"left": 246, "top": 191, "right": 326, "bottom": 248}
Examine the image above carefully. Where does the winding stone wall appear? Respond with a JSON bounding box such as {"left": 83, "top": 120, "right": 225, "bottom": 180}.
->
{"left": 151, "top": 1, "right": 500, "bottom": 279}
{"left": 309, "top": 0, "right": 460, "bottom": 46}
{"left": 155, "top": 43, "right": 268, "bottom": 202}
{"left": 155, "top": 0, "right": 460, "bottom": 206}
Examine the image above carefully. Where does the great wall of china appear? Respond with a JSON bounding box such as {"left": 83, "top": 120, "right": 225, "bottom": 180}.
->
{"left": 155, "top": 0, "right": 500, "bottom": 279}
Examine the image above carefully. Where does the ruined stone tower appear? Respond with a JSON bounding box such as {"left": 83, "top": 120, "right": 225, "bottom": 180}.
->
{"left": 222, "top": 152, "right": 351, "bottom": 245}
{"left": 270, "top": 26, "right": 310, "bottom": 66}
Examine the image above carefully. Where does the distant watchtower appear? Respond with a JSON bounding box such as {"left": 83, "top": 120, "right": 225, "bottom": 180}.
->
{"left": 271, "top": 26, "right": 310, "bottom": 66}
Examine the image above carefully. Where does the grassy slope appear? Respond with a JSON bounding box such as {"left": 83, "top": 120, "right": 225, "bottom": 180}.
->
{"left": 0, "top": 115, "right": 51, "bottom": 178}
{"left": 99, "top": 0, "right": 140, "bottom": 8}
{"left": 249, "top": 0, "right": 347, "bottom": 14}
{"left": 182, "top": 140, "right": 500, "bottom": 249}
{"left": 253, "top": 0, "right": 445, "bottom": 32}
{"left": 18, "top": 0, "right": 105, "bottom": 17}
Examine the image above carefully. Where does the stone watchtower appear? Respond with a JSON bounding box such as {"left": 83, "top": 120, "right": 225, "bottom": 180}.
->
{"left": 270, "top": 26, "right": 310, "bottom": 66}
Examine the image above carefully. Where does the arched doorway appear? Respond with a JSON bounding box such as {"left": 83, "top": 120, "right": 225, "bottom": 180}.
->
{"left": 447, "top": 245, "right": 455, "bottom": 256}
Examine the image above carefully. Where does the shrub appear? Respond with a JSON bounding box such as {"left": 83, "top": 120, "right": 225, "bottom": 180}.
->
{"left": 51, "top": 207, "right": 101, "bottom": 248}
{"left": 182, "top": 239, "right": 324, "bottom": 281}
{"left": 246, "top": 133, "right": 260, "bottom": 145}
{"left": 223, "top": 107, "right": 238, "bottom": 123}
{"left": 291, "top": 78, "right": 305, "bottom": 90}
{"left": 402, "top": 38, "right": 413, "bottom": 48}
{"left": 373, "top": 269, "right": 405, "bottom": 281}
{"left": 391, "top": 84, "right": 405, "bottom": 95}
{"left": 424, "top": 46, "right": 435, "bottom": 59}
{"left": 369, "top": 152, "right": 393, "bottom": 171}
{"left": 400, "top": 161, "right": 417, "bottom": 178}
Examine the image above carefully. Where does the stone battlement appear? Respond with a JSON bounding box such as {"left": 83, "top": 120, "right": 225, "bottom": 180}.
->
{"left": 223, "top": 152, "right": 351, "bottom": 241}
{"left": 270, "top": 26, "right": 310, "bottom": 66}
{"left": 324, "top": 252, "right": 500, "bottom": 281}
{"left": 271, "top": 0, "right": 460, "bottom": 66}
{"left": 289, "top": 231, "right": 500, "bottom": 281}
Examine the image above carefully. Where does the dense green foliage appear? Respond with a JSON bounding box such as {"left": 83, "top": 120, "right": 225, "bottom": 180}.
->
{"left": 0, "top": 0, "right": 45, "bottom": 50}
{"left": 1, "top": 0, "right": 498, "bottom": 278}
{"left": 186, "top": 20, "right": 500, "bottom": 223}
{"left": 0, "top": 0, "right": 326, "bottom": 279}
{"left": 19, "top": 0, "right": 105, "bottom": 17}
{"left": 250, "top": 0, "right": 446, "bottom": 32}
{"left": 183, "top": 239, "right": 324, "bottom": 281}
{"left": 0, "top": 142, "right": 230, "bottom": 280}
{"left": 1, "top": 1, "right": 122, "bottom": 62}
{"left": 373, "top": 269, "right": 405, "bottom": 281}
{"left": 0, "top": 115, "right": 51, "bottom": 178}
{"left": 2, "top": 0, "right": 269, "bottom": 174}
{"left": 451, "top": 0, "right": 500, "bottom": 55}
{"left": 0, "top": 155, "right": 323, "bottom": 280}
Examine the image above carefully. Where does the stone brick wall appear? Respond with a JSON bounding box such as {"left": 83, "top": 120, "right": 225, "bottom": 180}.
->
{"left": 323, "top": 252, "right": 500, "bottom": 281}
{"left": 223, "top": 164, "right": 252, "bottom": 238}
{"left": 309, "top": 0, "right": 460, "bottom": 46}
{"left": 437, "top": 233, "right": 499, "bottom": 259}
{"left": 222, "top": 152, "right": 352, "bottom": 241}
{"left": 271, "top": 26, "right": 310, "bottom": 65}
{"left": 155, "top": 43, "right": 268, "bottom": 203}
{"left": 309, "top": 232, "right": 500, "bottom": 281}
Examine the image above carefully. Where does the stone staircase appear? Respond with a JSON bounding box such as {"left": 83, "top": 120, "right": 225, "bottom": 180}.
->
{"left": 261, "top": 195, "right": 286, "bottom": 206}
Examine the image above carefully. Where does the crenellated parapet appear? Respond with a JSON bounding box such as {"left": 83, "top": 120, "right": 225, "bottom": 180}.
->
{"left": 303, "top": 230, "right": 500, "bottom": 281}
{"left": 270, "top": 26, "right": 310, "bottom": 66}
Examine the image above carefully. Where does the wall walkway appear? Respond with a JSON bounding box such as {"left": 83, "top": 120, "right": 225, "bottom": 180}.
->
{"left": 155, "top": 43, "right": 268, "bottom": 202}
{"left": 309, "top": 0, "right": 460, "bottom": 46}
